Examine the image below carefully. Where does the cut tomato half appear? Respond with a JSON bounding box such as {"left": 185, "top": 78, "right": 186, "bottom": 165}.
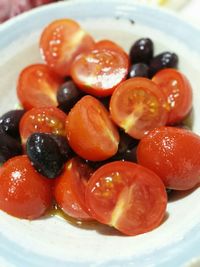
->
{"left": 40, "top": 19, "right": 95, "bottom": 77}
{"left": 70, "top": 48, "right": 129, "bottom": 97}
{"left": 66, "top": 95, "right": 119, "bottom": 161}
{"left": 152, "top": 68, "right": 193, "bottom": 125}
{"left": 54, "top": 158, "right": 93, "bottom": 220}
{"left": 95, "top": 39, "right": 127, "bottom": 56}
{"left": 85, "top": 161, "right": 167, "bottom": 236}
{"left": 17, "top": 64, "right": 63, "bottom": 110}
{"left": 110, "top": 77, "right": 168, "bottom": 139}
{"left": 20, "top": 107, "right": 67, "bottom": 145}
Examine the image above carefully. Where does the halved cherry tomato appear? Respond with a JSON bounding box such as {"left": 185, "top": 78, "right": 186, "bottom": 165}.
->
{"left": 85, "top": 161, "right": 167, "bottom": 236}
{"left": 54, "top": 158, "right": 93, "bottom": 220}
{"left": 40, "top": 19, "right": 95, "bottom": 77}
{"left": 110, "top": 77, "right": 168, "bottom": 139}
{"left": 0, "top": 155, "right": 53, "bottom": 219}
{"left": 95, "top": 39, "right": 127, "bottom": 55}
{"left": 152, "top": 68, "right": 193, "bottom": 125}
{"left": 17, "top": 64, "right": 64, "bottom": 110}
{"left": 66, "top": 95, "right": 119, "bottom": 161}
{"left": 137, "top": 126, "right": 200, "bottom": 190}
{"left": 70, "top": 48, "right": 129, "bottom": 97}
{"left": 20, "top": 107, "right": 66, "bottom": 144}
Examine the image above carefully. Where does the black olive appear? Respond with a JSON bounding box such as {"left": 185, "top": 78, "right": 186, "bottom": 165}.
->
{"left": 129, "top": 38, "right": 154, "bottom": 64}
{"left": 26, "top": 133, "right": 64, "bottom": 178}
{"left": 57, "top": 80, "right": 83, "bottom": 113}
{"left": 129, "top": 63, "right": 149, "bottom": 78}
{"left": 86, "top": 132, "right": 139, "bottom": 169}
{"left": 117, "top": 131, "right": 139, "bottom": 154}
{"left": 0, "top": 109, "right": 25, "bottom": 138}
{"left": 149, "top": 52, "right": 178, "bottom": 77}
{"left": 48, "top": 134, "right": 74, "bottom": 162}
{"left": 120, "top": 146, "right": 138, "bottom": 163}
{"left": 0, "top": 132, "right": 22, "bottom": 163}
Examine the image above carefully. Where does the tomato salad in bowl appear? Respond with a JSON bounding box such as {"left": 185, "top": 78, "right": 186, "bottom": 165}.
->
{"left": 0, "top": 16, "right": 199, "bottom": 240}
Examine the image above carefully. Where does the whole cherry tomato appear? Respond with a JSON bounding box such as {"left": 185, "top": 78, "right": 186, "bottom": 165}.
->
{"left": 0, "top": 155, "right": 53, "bottom": 219}
{"left": 137, "top": 126, "right": 200, "bottom": 190}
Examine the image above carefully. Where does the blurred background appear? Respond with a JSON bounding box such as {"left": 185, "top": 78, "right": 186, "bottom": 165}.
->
{"left": 0, "top": 0, "right": 199, "bottom": 27}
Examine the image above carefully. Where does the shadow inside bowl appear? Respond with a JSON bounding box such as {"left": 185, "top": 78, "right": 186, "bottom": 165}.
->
{"left": 168, "top": 185, "right": 199, "bottom": 203}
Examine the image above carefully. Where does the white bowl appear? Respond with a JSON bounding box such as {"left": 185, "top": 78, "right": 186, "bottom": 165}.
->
{"left": 0, "top": 1, "right": 200, "bottom": 266}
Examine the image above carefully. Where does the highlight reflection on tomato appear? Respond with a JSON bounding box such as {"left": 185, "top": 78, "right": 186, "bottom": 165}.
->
{"left": 85, "top": 161, "right": 167, "bottom": 236}
{"left": 152, "top": 68, "right": 193, "bottom": 125}
{"left": 71, "top": 48, "right": 129, "bottom": 97}
{"left": 110, "top": 77, "right": 168, "bottom": 139}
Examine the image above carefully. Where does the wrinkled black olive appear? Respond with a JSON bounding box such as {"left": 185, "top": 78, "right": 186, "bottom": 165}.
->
{"left": 26, "top": 133, "right": 64, "bottom": 178}
{"left": 0, "top": 132, "right": 22, "bottom": 163}
{"left": 0, "top": 109, "right": 25, "bottom": 138}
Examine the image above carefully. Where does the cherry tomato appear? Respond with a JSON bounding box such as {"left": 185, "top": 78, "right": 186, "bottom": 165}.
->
{"left": 152, "top": 68, "right": 193, "bottom": 124}
{"left": 17, "top": 64, "right": 64, "bottom": 110}
{"left": 110, "top": 77, "right": 168, "bottom": 139}
{"left": 95, "top": 39, "right": 127, "bottom": 55}
{"left": 20, "top": 107, "right": 66, "bottom": 144}
{"left": 54, "top": 158, "right": 93, "bottom": 220}
{"left": 0, "top": 155, "right": 52, "bottom": 219}
{"left": 85, "top": 161, "right": 167, "bottom": 236}
{"left": 66, "top": 95, "right": 119, "bottom": 161}
{"left": 137, "top": 126, "right": 200, "bottom": 190}
{"left": 70, "top": 48, "right": 129, "bottom": 97}
{"left": 40, "top": 19, "right": 95, "bottom": 77}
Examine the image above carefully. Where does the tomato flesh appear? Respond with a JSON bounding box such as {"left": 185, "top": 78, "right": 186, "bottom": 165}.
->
{"left": 85, "top": 161, "right": 167, "bottom": 236}
{"left": 152, "top": 68, "right": 193, "bottom": 124}
{"left": 0, "top": 155, "right": 52, "bottom": 219}
{"left": 66, "top": 95, "right": 119, "bottom": 161}
{"left": 54, "top": 158, "right": 92, "bottom": 220}
{"left": 110, "top": 77, "right": 168, "bottom": 139}
{"left": 20, "top": 107, "right": 67, "bottom": 144}
{"left": 17, "top": 64, "right": 64, "bottom": 110}
{"left": 40, "top": 19, "right": 95, "bottom": 77}
{"left": 70, "top": 48, "right": 129, "bottom": 97}
{"left": 137, "top": 126, "right": 200, "bottom": 190}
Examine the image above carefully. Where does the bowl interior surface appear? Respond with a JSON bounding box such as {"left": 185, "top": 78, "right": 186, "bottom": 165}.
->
{"left": 0, "top": 1, "right": 200, "bottom": 267}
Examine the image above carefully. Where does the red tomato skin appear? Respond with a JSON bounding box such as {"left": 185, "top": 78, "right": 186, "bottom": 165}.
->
{"left": 19, "top": 107, "right": 67, "bottom": 144}
{"left": 152, "top": 68, "right": 193, "bottom": 125}
{"left": 17, "top": 64, "right": 63, "bottom": 110}
{"left": 70, "top": 48, "right": 129, "bottom": 97}
{"left": 110, "top": 77, "right": 168, "bottom": 139}
{"left": 40, "top": 19, "right": 95, "bottom": 77}
{"left": 0, "top": 155, "right": 53, "bottom": 219}
{"left": 85, "top": 161, "right": 167, "bottom": 236}
{"left": 54, "top": 158, "right": 92, "bottom": 220}
{"left": 66, "top": 95, "right": 119, "bottom": 161}
{"left": 137, "top": 126, "right": 200, "bottom": 190}
{"left": 95, "top": 39, "right": 127, "bottom": 56}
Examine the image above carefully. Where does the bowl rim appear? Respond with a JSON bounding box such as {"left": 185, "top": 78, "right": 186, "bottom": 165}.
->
{"left": 0, "top": 1, "right": 200, "bottom": 267}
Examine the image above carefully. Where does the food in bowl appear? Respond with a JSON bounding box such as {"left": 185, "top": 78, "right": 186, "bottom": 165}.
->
{"left": 0, "top": 18, "right": 198, "bottom": 236}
